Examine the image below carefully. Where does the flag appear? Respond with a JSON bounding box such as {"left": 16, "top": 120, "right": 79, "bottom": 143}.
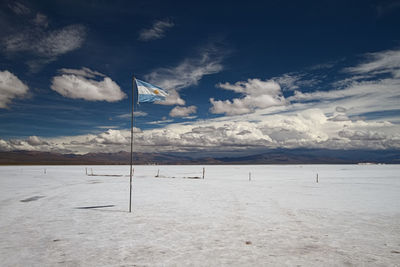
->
{"left": 135, "top": 79, "right": 168, "bottom": 103}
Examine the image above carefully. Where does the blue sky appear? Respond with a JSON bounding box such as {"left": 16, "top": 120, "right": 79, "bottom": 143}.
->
{"left": 1, "top": 0, "right": 400, "bottom": 155}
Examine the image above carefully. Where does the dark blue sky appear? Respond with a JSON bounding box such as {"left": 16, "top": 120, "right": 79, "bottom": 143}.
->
{"left": 1, "top": 0, "right": 400, "bottom": 154}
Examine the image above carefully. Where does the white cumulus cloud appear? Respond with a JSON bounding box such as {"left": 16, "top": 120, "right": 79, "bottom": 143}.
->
{"left": 51, "top": 68, "right": 126, "bottom": 102}
{"left": 156, "top": 89, "right": 185, "bottom": 106}
{"left": 210, "top": 79, "right": 286, "bottom": 115}
{"left": 92, "top": 129, "right": 128, "bottom": 145}
{"left": 0, "top": 70, "right": 29, "bottom": 108}
{"left": 169, "top": 105, "right": 197, "bottom": 117}
{"left": 27, "top": 136, "right": 48, "bottom": 146}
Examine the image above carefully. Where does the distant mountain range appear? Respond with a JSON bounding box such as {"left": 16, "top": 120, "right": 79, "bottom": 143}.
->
{"left": 0, "top": 149, "right": 399, "bottom": 165}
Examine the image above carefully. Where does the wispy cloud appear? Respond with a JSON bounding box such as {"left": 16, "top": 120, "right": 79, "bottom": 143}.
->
{"left": 146, "top": 119, "right": 174, "bottom": 125}
{"left": 8, "top": 2, "right": 31, "bottom": 15}
{"left": 287, "top": 48, "right": 400, "bottom": 118}
{"left": 116, "top": 111, "right": 148, "bottom": 119}
{"left": 3, "top": 24, "right": 86, "bottom": 71}
{"left": 51, "top": 67, "right": 126, "bottom": 102}
{"left": 33, "top": 13, "right": 48, "bottom": 28}
{"left": 0, "top": 70, "right": 29, "bottom": 108}
{"left": 1, "top": 4, "right": 86, "bottom": 72}
{"left": 96, "top": 126, "right": 120, "bottom": 129}
{"left": 345, "top": 48, "right": 400, "bottom": 78}
{"left": 145, "top": 46, "right": 224, "bottom": 90}
{"left": 58, "top": 67, "right": 105, "bottom": 78}
{"left": 138, "top": 19, "right": 174, "bottom": 41}
{"left": 145, "top": 45, "right": 225, "bottom": 105}
{"left": 272, "top": 73, "right": 320, "bottom": 91}
{"left": 307, "top": 58, "right": 343, "bottom": 70}
{"left": 289, "top": 78, "right": 399, "bottom": 103}
{"left": 3, "top": 24, "right": 86, "bottom": 57}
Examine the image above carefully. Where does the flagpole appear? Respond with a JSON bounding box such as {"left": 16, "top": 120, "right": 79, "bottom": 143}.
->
{"left": 129, "top": 75, "right": 135, "bottom": 213}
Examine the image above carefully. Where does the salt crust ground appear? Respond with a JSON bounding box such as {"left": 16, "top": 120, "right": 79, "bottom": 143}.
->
{"left": 0, "top": 165, "right": 399, "bottom": 266}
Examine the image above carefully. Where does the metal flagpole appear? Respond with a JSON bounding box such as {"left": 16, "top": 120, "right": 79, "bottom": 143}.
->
{"left": 129, "top": 75, "right": 135, "bottom": 213}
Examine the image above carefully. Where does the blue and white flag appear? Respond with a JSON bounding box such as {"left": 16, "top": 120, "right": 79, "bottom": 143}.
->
{"left": 135, "top": 79, "right": 168, "bottom": 103}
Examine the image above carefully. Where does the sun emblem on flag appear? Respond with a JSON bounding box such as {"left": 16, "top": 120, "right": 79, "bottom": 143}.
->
{"left": 153, "top": 89, "right": 160, "bottom": 95}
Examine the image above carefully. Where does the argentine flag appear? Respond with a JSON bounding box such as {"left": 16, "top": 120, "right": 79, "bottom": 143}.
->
{"left": 136, "top": 79, "right": 168, "bottom": 103}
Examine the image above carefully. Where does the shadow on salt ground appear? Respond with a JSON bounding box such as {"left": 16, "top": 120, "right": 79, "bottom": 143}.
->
{"left": 20, "top": 195, "right": 45, "bottom": 202}
{"left": 74, "top": 205, "right": 128, "bottom": 213}
{"left": 75, "top": 205, "right": 115, "bottom": 209}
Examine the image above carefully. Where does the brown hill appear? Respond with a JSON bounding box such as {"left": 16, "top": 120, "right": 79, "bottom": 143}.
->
{"left": 0, "top": 149, "right": 399, "bottom": 165}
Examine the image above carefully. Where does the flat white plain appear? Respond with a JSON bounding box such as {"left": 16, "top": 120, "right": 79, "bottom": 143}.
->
{"left": 0, "top": 165, "right": 399, "bottom": 266}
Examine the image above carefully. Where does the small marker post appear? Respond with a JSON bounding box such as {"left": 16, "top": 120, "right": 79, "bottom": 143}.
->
{"left": 249, "top": 172, "right": 251, "bottom": 181}
{"left": 202, "top": 167, "right": 205, "bottom": 179}
{"left": 316, "top": 173, "right": 319, "bottom": 183}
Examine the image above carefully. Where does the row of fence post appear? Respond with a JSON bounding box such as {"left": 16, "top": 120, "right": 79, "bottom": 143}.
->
{"left": 82, "top": 167, "right": 320, "bottom": 183}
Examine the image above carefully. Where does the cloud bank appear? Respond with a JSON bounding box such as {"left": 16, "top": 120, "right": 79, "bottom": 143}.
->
{"left": 2, "top": 47, "right": 400, "bottom": 155}
{"left": 1, "top": 107, "right": 398, "bottom": 154}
